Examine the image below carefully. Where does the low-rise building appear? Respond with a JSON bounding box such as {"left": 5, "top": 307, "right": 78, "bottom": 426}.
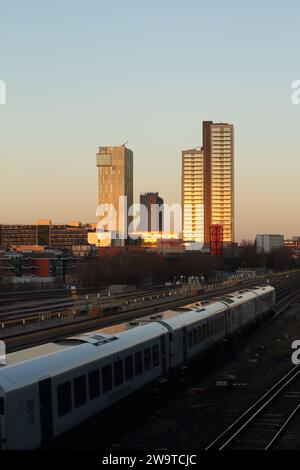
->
{"left": 0, "top": 250, "right": 73, "bottom": 282}
{"left": 72, "top": 245, "right": 92, "bottom": 257}
{"left": 255, "top": 234, "right": 284, "bottom": 254}
{"left": 284, "top": 238, "right": 300, "bottom": 256}
{"left": 0, "top": 222, "right": 94, "bottom": 252}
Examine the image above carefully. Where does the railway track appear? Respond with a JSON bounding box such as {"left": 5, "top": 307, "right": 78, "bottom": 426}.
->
{"left": 1, "top": 286, "right": 240, "bottom": 352}
{"left": 2, "top": 276, "right": 300, "bottom": 353}
{"left": 205, "top": 364, "right": 300, "bottom": 450}
{"left": 0, "top": 285, "right": 202, "bottom": 326}
{"left": 0, "top": 290, "right": 185, "bottom": 319}
{"left": 0, "top": 279, "right": 263, "bottom": 328}
{"left": 0, "top": 286, "right": 98, "bottom": 305}
{"left": 1, "top": 273, "right": 296, "bottom": 323}
{"left": 0, "top": 285, "right": 170, "bottom": 317}
{"left": 205, "top": 287, "right": 300, "bottom": 450}
{"left": 0, "top": 271, "right": 294, "bottom": 316}
{"left": 47, "top": 277, "right": 300, "bottom": 450}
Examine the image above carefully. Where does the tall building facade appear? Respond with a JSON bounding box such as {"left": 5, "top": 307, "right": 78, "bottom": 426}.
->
{"left": 96, "top": 145, "right": 133, "bottom": 243}
{"left": 203, "top": 121, "right": 234, "bottom": 244}
{"left": 182, "top": 122, "right": 234, "bottom": 248}
{"left": 140, "top": 192, "right": 164, "bottom": 232}
{"left": 182, "top": 149, "right": 205, "bottom": 244}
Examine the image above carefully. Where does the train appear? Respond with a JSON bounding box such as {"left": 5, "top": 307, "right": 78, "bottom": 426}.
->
{"left": 0, "top": 284, "right": 275, "bottom": 450}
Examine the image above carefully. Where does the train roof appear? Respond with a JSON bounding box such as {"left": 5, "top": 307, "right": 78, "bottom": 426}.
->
{"left": 0, "top": 284, "right": 275, "bottom": 391}
{"left": 137, "top": 285, "right": 274, "bottom": 330}
{"left": 137, "top": 301, "right": 227, "bottom": 330}
{"left": 0, "top": 322, "right": 167, "bottom": 391}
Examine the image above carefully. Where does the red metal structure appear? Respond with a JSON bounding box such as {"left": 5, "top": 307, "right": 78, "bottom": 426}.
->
{"left": 210, "top": 224, "right": 223, "bottom": 256}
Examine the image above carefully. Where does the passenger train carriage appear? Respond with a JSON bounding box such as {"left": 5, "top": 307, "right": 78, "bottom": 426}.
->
{"left": 0, "top": 285, "right": 275, "bottom": 450}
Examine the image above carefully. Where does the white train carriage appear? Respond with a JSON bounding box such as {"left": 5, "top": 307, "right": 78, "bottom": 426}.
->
{"left": 216, "top": 285, "right": 275, "bottom": 334}
{"left": 219, "top": 290, "right": 258, "bottom": 334}
{"left": 138, "top": 302, "right": 228, "bottom": 368}
{"left": 0, "top": 322, "right": 169, "bottom": 450}
{"left": 137, "top": 286, "right": 276, "bottom": 368}
{"left": 254, "top": 285, "right": 276, "bottom": 317}
{"left": 0, "top": 284, "right": 276, "bottom": 450}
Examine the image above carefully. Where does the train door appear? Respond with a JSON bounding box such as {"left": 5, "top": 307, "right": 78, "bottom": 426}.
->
{"left": 38, "top": 378, "right": 53, "bottom": 445}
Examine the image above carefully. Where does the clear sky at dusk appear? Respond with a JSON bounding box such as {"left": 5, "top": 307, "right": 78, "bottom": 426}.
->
{"left": 1, "top": 0, "right": 300, "bottom": 241}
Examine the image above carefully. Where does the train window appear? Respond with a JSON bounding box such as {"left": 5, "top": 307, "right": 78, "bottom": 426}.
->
{"left": 102, "top": 365, "right": 113, "bottom": 393}
{"left": 152, "top": 344, "right": 160, "bottom": 367}
{"left": 203, "top": 324, "right": 207, "bottom": 339}
{"left": 88, "top": 370, "right": 100, "bottom": 400}
{"left": 193, "top": 329, "right": 198, "bottom": 346}
{"left": 74, "top": 375, "right": 87, "bottom": 408}
{"left": 125, "top": 356, "right": 134, "bottom": 381}
{"left": 135, "top": 352, "right": 143, "bottom": 376}
{"left": 188, "top": 331, "right": 193, "bottom": 348}
{"left": 57, "top": 381, "right": 72, "bottom": 416}
{"left": 0, "top": 397, "right": 4, "bottom": 415}
{"left": 198, "top": 326, "right": 202, "bottom": 341}
{"left": 114, "top": 360, "right": 124, "bottom": 387}
{"left": 144, "top": 348, "right": 152, "bottom": 371}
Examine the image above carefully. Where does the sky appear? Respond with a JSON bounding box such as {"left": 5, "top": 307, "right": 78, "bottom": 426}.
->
{"left": 1, "top": 0, "right": 300, "bottom": 241}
